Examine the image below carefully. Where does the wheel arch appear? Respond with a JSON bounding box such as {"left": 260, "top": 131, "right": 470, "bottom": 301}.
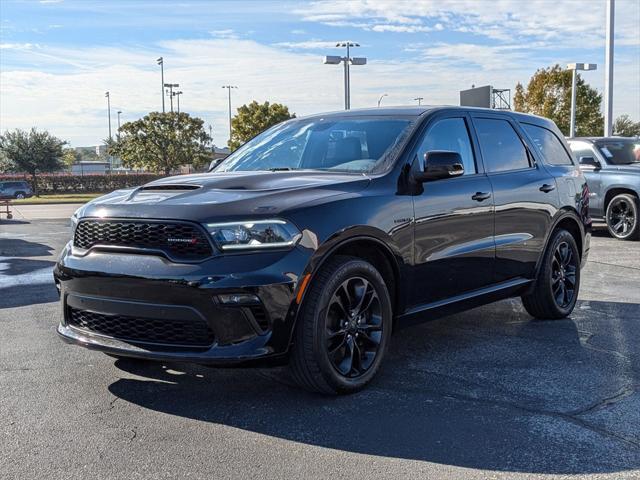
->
{"left": 603, "top": 187, "right": 639, "bottom": 212}
{"left": 535, "top": 209, "right": 585, "bottom": 277}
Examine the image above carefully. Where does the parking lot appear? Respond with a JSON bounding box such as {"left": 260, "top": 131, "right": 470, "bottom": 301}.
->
{"left": 1, "top": 206, "right": 639, "bottom": 479}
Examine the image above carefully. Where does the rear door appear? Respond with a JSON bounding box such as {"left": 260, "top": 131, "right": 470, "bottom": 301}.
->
{"left": 470, "top": 113, "right": 558, "bottom": 282}
{"left": 410, "top": 112, "right": 495, "bottom": 306}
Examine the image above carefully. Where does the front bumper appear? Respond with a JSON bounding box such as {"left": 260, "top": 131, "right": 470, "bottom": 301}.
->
{"left": 55, "top": 241, "right": 311, "bottom": 366}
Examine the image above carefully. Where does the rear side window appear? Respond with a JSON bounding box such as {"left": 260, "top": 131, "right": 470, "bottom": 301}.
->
{"left": 417, "top": 117, "right": 476, "bottom": 175}
{"left": 523, "top": 123, "right": 574, "bottom": 165}
{"left": 474, "top": 118, "right": 531, "bottom": 173}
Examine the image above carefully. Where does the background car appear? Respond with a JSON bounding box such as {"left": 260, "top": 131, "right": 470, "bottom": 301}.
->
{"left": 0, "top": 180, "right": 34, "bottom": 199}
{"left": 567, "top": 137, "right": 640, "bottom": 240}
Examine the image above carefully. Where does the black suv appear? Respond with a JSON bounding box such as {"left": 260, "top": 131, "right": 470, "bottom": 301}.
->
{"left": 55, "top": 106, "right": 590, "bottom": 394}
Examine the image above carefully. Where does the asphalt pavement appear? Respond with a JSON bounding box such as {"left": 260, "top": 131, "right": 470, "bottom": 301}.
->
{"left": 1, "top": 208, "right": 639, "bottom": 479}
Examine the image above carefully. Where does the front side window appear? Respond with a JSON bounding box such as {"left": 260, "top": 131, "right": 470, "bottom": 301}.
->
{"left": 523, "top": 123, "right": 574, "bottom": 165}
{"left": 417, "top": 117, "right": 476, "bottom": 175}
{"left": 217, "top": 116, "right": 415, "bottom": 173}
{"left": 474, "top": 118, "right": 531, "bottom": 173}
{"left": 595, "top": 140, "right": 640, "bottom": 165}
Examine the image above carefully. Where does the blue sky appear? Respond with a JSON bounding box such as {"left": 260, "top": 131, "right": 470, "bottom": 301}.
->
{"left": 1, "top": 0, "right": 639, "bottom": 146}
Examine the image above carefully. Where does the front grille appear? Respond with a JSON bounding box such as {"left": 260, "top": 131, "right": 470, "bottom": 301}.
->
{"left": 74, "top": 219, "right": 213, "bottom": 261}
{"left": 67, "top": 308, "right": 215, "bottom": 347}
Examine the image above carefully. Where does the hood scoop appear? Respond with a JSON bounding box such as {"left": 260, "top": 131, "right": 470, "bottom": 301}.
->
{"left": 139, "top": 184, "right": 201, "bottom": 191}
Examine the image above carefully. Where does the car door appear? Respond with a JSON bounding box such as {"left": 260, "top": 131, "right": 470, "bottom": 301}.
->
{"left": 470, "top": 113, "right": 558, "bottom": 282}
{"left": 410, "top": 113, "right": 495, "bottom": 307}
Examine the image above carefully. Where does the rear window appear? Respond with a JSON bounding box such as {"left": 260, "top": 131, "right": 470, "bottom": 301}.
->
{"left": 522, "top": 123, "right": 574, "bottom": 165}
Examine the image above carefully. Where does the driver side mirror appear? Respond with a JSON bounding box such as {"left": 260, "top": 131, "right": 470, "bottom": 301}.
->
{"left": 415, "top": 151, "right": 464, "bottom": 182}
{"left": 579, "top": 156, "right": 601, "bottom": 170}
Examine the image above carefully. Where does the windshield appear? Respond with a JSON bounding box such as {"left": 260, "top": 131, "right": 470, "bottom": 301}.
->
{"left": 596, "top": 140, "right": 640, "bottom": 165}
{"left": 217, "top": 116, "right": 415, "bottom": 173}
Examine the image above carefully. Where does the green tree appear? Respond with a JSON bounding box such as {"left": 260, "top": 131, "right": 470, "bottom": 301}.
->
{"left": 62, "top": 148, "right": 81, "bottom": 168}
{"left": 229, "top": 101, "right": 295, "bottom": 151}
{"left": 0, "top": 128, "right": 66, "bottom": 196}
{"left": 613, "top": 115, "right": 640, "bottom": 137}
{"left": 109, "top": 112, "right": 211, "bottom": 175}
{"left": 514, "top": 64, "right": 603, "bottom": 137}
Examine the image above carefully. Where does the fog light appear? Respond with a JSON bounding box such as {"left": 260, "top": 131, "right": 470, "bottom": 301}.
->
{"left": 217, "top": 293, "right": 260, "bottom": 305}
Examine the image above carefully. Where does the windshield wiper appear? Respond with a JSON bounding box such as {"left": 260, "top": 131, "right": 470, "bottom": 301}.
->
{"left": 268, "top": 167, "right": 294, "bottom": 171}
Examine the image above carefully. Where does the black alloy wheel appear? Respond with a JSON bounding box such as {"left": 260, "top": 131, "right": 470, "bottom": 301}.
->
{"left": 550, "top": 241, "right": 577, "bottom": 309}
{"left": 521, "top": 228, "right": 580, "bottom": 319}
{"left": 325, "top": 277, "right": 383, "bottom": 378}
{"left": 290, "top": 255, "right": 392, "bottom": 394}
{"left": 606, "top": 194, "right": 639, "bottom": 240}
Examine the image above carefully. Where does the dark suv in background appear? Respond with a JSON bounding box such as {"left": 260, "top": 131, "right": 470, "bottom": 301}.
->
{"left": 0, "top": 180, "right": 33, "bottom": 199}
{"left": 567, "top": 137, "right": 640, "bottom": 240}
{"left": 55, "top": 106, "right": 590, "bottom": 394}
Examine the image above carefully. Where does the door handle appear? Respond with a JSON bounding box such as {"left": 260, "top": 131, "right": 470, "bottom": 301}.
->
{"left": 471, "top": 192, "right": 491, "bottom": 202}
{"left": 539, "top": 184, "right": 556, "bottom": 193}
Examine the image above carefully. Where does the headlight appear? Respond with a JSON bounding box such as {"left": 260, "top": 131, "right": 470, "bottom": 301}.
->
{"left": 205, "top": 219, "right": 301, "bottom": 251}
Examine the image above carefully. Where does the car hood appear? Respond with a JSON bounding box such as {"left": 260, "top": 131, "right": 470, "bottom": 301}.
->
{"left": 77, "top": 171, "right": 371, "bottom": 222}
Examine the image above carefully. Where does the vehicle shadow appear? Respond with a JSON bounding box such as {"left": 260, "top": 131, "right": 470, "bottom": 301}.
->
{"left": 0, "top": 238, "right": 54, "bottom": 257}
{"left": 108, "top": 299, "right": 640, "bottom": 475}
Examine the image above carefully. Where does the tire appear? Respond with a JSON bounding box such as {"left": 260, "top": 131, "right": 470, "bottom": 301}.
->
{"left": 522, "top": 229, "right": 580, "bottom": 319}
{"left": 290, "top": 255, "right": 393, "bottom": 395}
{"left": 14, "top": 192, "right": 25, "bottom": 200}
{"left": 605, "top": 193, "right": 640, "bottom": 240}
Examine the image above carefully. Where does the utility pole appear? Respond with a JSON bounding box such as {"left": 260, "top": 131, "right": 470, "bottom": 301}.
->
{"left": 164, "top": 83, "right": 179, "bottom": 112}
{"left": 209, "top": 124, "right": 214, "bottom": 153}
{"left": 323, "top": 42, "right": 366, "bottom": 110}
{"left": 222, "top": 85, "right": 237, "bottom": 143}
{"left": 157, "top": 57, "right": 165, "bottom": 113}
{"left": 604, "top": 0, "right": 615, "bottom": 136}
{"left": 116, "top": 110, "right": 122, "bottom": 138}
{"left": 414, "top": 96, "right": 424, "bottom": 106}
{"left": 105, "top": 91, "right": 112, "bottom": 139}
{"left": 174, "top": 91, "right": 182, "bottom": 113}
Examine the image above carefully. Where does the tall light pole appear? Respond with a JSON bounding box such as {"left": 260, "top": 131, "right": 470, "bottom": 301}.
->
{"left": 222, "top": 85, "right": 237, "bottom": 142}
{"left": 116, "top": 110, "right": 122, "bottom": 138}
{"left": 209, "top": 124, "right": 214, "bottom": 153}
{"left": 567, "top": 63, "right": 597, "bottom": 137}
{"left": 105, "top": 91, "right": 112, "bottom": 140}
{"left": 174, "top": 91, "right": 183, "bottom": 113}
{"left": 377, "top": 93, "right": 388, "bottom": 107}
{"left": 414, "top": 96, "right": 424, "bottom": 106}
{"left": 323, "top": 41, "right": 367, "bottom": 110}
{"left": 164, "top": 83, "right": 179, "bottom": 112}
{"left": 604, "top": 0, "right": 615, "bottom": 136}
{"left": 157, "top": 57, "right": 165, "bottom": 113}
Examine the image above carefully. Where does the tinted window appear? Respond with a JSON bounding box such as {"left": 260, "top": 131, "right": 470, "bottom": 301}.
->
{"left": 596, "top": 140, "right": 640, "bottom": 165}
{"left": 523, "top": 123, "right": 573, "bottom": 165}
{"left": 474, "top": 118, "right": 531, "bottom": 172}
{"left": 217, "top": 117, "right": 414, "bottom": 173}
{"left": 417, "top": 118, "right": 476, "bottom": 175}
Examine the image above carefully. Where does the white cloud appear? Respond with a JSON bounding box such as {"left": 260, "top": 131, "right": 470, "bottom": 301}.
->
{"left": 209, "top": 29, "right": 238, "bottom": 39}
{"left": 273, "top": 40, "right": 339, "bottom": 50}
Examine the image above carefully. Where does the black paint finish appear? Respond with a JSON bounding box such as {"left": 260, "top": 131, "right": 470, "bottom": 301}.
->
{"left": 55, "top": 106, "right": 591, "bottom": 366}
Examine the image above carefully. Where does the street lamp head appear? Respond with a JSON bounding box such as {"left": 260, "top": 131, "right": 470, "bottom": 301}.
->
{"left": 351, "top": 57, "right": 367, "bottom": 66}
{"left": 336, "top": 41, "right": 359, "bottom": 48}
{"left": 323, "top": 55, "right": 342, "bottom": 65}
{"left": 157, "top": 57, "right": 163, "bottom": 65}
{"left": 117, "top": 110, "right": 122, "bottom": 114}
{"left": 567, "top": 63, "right": 598, "bottom": 71}
{"left": 105, "top": 91, "right": 109, "bottom": 97}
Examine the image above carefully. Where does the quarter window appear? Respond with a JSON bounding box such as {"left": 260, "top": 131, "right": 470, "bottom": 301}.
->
{"left": 474, "top": 118, "right": 531, "bottom": 173}
{"left": 523, "top": 123, "right": 574, "bottom": 165}
{"left": 417, "top": 118, "right": 476, "bottom": 175}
